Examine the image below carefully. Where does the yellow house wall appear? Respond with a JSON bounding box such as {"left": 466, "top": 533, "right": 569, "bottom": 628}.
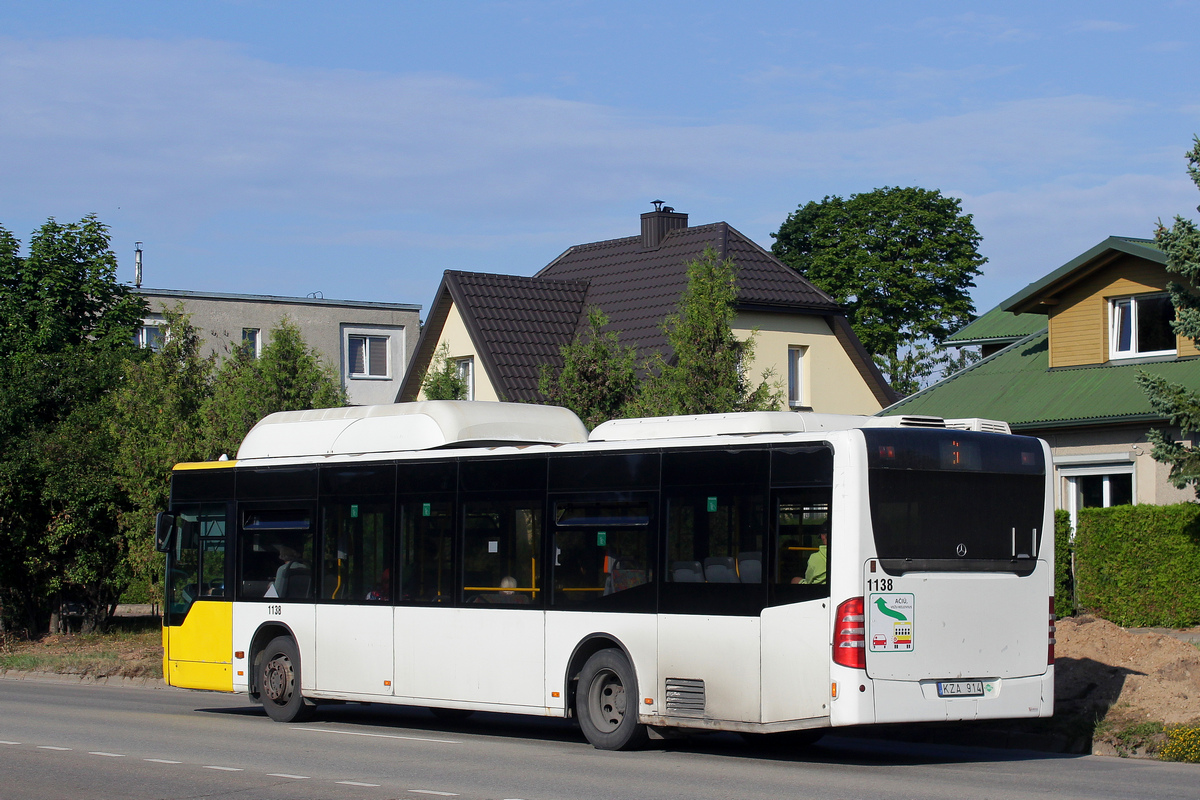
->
{"left": 1048, "top": 255, "right": 1186, "bottom": 367}
{"left": 733, "top": 312, "right": 883, "bottom": 415}
{"left": 415, "top": 304, "right": 501, "bottom": 402}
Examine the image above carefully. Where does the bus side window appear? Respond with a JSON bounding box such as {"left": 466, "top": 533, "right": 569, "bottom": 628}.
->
{"left": 239, "top": 508, "right": 314, "bottom": 600}
{"left": 399, "top": 499, "right": 454, "bottom": 603}
{"left": 772, "top": 490, "right": 832, "bottom": 603}
{"left": 461, "top": 499, "right": 542, "bottom": 606}
{"left": 320, "top": 500, "right": 393, "bottom": 603}
{"left": 664, "top": 492, "right": 765, "bottom": 585}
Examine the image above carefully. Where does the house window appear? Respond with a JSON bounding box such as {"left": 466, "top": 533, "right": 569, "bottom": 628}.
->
{"left": 787, "top": 346, "right": 808, "bottom": 409}
{"left": 241, "top": 328, "right": 261, "bottom": 358}
{"left": 456, "top": 357, "right": 474, "bottom": 401}
{"left": 1057, "top": 456, "right": 1135, "bottom": 529}
{"left": 1110, "top": 294, "right": 1175, "bottom": 359}
{"left": 134, "top": 321, "right": 164, "bottom": 352}
{"left": 348, "top": 334, "right": 389, "bottom": 378}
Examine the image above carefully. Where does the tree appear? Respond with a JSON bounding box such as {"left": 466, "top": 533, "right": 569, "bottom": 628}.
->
{"left": 0, "top": 216, "right": 146, "bottom": 632}
{"left": 202, "top": 317, "right": 346, "bottom": 458}
{"left": 771, "top": 186, "right": 986, "bottom": 396}
{"left": 538, "top": 307, "right": 639, "bottom": 429}
{"left": 421, "top": 343, "right": 470, "bottom": 401}
{"left": 1138, "top": 136, "right": 1200, "bottom": 493}
{"left": 630, "top": 247, "right": 782, "bottom": 417}
{"left": 111, "top": 307, "right": 215, "bottom": 597}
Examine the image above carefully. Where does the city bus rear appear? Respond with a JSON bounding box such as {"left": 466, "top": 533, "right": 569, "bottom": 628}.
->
{"left": 831, "top": 428, "right": 1054, "bottom": 726}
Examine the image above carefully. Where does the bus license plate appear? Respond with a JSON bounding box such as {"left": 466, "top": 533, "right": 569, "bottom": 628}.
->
{"left": 937, "top": 681, "right": 984, "bottom": 697}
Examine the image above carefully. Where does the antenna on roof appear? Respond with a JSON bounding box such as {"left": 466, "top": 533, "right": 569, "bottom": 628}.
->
{"left": 134, "top": 242, "right": 143, "bottom": 288}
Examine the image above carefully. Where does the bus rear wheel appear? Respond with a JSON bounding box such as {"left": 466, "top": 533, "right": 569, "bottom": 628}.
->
{"left": 259, "top": 636, "right": 314, "bottom": 723}
{"left": 577, "top": 649, "right": 648, "bottom": 751}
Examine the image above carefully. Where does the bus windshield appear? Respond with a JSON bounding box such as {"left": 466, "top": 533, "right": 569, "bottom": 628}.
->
{"left": 863, "top": 428, "right": 1046, "bottom": 575}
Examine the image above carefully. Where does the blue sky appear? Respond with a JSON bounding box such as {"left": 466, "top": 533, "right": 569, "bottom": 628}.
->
{"left": 2, "top": 1, "right": 1199, "bottom": 320}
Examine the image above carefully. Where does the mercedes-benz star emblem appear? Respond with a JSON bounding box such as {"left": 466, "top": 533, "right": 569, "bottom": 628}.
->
{"left": 956, "top": 543, "right": 968, "bottom": 557}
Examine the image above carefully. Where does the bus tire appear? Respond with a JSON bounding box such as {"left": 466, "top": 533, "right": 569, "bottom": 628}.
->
{"left": 577, "top": 649, "right": 648, "bottom": 751}
{"left": 259, "top": 636, "right": 314, "bottom": 723}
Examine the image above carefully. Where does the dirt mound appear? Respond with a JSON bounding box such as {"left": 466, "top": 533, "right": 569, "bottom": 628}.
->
{"left": 1056, "top": 615, "right": 1200, "bottom": 728}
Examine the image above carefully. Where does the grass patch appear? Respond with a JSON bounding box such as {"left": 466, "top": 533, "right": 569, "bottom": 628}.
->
{"left": 1, "top": 620, "right": 163, "bottom": 680}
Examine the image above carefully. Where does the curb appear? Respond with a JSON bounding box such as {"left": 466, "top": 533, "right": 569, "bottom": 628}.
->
{"left": 0, "top": 669, "right": 167, "bottom": 689}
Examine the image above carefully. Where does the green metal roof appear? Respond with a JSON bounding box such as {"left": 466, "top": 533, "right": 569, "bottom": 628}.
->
{"left": 946, "top": 306, "right": 1047, "bottom": 345}
{"left": 881, "top": 330, "right": 1200, "bottom": 430}
{"left": 1000, "top": 236, "right": 1163, "bottom": 315}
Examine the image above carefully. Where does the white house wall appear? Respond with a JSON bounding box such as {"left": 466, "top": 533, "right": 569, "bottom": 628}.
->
{"left": 734, "top": 311, "right": 883, "bottom": 416}
{"left": 415, "top": 303, "right": 500, "bottom": 402}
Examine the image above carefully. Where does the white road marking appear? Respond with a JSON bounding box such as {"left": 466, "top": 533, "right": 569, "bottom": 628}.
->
{"left": 89, "top": 752, "right": 125, "bottom": 757}
{"left": 267, "top": 773, "right": 310, "bottom": 779}
{"left": 408, "top": 791, "right": 458, "bottom": 797}
{"left": 337, "top": 781, "right": 381, "bottom": 787}
{"left": 37, "top": 746, "right": 71, "bottom": 751}
{"left": 144, "top": 759, "right": 182, "bottom": 764}
{"left": 295, "top": 727, "right": 460, "bottom": 745}
{"left": 203, "top": 765, "right": 243, "bottom": 771}
{"left": 0, "top": 740, "right": 21, "bottom": 745}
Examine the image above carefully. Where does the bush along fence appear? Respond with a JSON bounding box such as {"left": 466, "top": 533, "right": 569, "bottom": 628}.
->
{"left": 1072, "top": 503, "right": 1200, "bottom": 628}
{"left": 1053, "top": 509, "right": 1073, "bottom": 619}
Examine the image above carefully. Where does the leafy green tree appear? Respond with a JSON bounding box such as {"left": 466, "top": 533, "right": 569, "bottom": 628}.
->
{"left": 1138, "top": 137, "right": 1200, "bottom": 493}
{"left": 0, "top": 216, "right": 146, "bottom": 632}
{"left": 202, "top": 317, "right": 346, "bottom": 458}
{"left": 538, "top": 307, "right": 639, "bottom": 429}
{"left": 421, "top": 343, "right": 470, "bottom": 401}
{"left": 771, "top": 186, "right": 985, "bottom": 396}
{"left": 111, "top": 307, "right": 215, "bottom": 596}
{"left": 631, "top": 247, "right": 782, "bottom": 417}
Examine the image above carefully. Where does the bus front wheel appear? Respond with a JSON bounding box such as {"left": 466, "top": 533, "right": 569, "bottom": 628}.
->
{"left": 577, "top": 649, "right": 648, "bottom": 751}
{"left": 259, "top": 636, "right": 314, "bottom": 723}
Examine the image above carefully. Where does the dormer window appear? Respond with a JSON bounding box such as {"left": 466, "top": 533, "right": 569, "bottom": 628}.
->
{"left": 1109, "top": 294, "right": 1175, "bottom": 359}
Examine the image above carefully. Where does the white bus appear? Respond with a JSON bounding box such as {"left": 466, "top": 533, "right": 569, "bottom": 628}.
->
{"left": 157, "top": 401, "right": 1055, "bottom": 750}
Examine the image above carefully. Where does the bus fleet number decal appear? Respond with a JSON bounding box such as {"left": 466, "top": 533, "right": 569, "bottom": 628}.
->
{"left": 868, "top": 593, "right": 914, "bottom": 652}
{"left": 267, "top": 605, "right": 282, "bottom": 616}
{"left": 866, "top": 578, "right": 893, "bottom": 592}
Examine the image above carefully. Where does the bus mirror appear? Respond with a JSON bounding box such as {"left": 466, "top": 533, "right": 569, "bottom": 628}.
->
{"left": 155, "top": 512, "right": 175, "bottom": 553}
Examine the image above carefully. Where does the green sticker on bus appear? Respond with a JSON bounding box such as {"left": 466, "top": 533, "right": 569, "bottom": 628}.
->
{"left": 597, "top": 531, "right": 607, "bottom": 546}
{"left": 707, "top": 496, "right": 718, "bottom": 512}
{"left": 422, "top": 503, "right": 431, "bottom": 517}
{"left": 351, "top": 504, "right": 359, "bottom": 518}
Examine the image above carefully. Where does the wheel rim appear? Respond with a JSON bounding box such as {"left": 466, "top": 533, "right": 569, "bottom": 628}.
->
{"left": 587, "top": 667, "right": 627, "bottom": 733}
{"left": 263, "top": 652, "right": 295, "bottom": 706}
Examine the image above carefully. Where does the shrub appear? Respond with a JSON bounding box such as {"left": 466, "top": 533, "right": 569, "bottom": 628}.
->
{"left": 1054, "top": 509, "right": 1073, "bottom": 618}
{"left": 1075, "top": 503, "right": 1200, "bottom": 627}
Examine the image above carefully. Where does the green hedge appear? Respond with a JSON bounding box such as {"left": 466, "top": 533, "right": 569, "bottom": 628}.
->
{"left": 1075, "top": 503, "right": 1200, "bottom": 628}
{"left": 1053, "top": 509, "right": 1073, "bottom": 619}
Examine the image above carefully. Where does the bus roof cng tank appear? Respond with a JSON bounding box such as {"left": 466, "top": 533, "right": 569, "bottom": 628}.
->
{"left": 236, "top": 401, "right": 590, "bottom": 459}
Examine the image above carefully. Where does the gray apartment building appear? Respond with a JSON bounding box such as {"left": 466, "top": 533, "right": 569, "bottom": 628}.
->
{"left": 135, "top": 288, "right": 421, "bottom": 407}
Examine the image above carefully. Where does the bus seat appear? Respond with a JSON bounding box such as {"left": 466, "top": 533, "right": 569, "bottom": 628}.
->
{"left": 737, "top": 553, "right": 762, "bottom": 583}
{"left": 671, "top": 561, "right": 704, "bottom": 582}
{"left": 704, "top": 557, "right": 738, "bottom": 583}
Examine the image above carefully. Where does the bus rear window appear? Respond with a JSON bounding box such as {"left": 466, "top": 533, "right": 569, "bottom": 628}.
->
{"left": 863, "top": 429, "right": 1045, "bottom": 575}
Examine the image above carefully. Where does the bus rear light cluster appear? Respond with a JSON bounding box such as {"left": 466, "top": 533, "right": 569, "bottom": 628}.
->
{"left": 1048, "top": 597, "right": 1056, "bottom": 665}
{"left": 833, "top": 596, "right": 866, "bottom": 670}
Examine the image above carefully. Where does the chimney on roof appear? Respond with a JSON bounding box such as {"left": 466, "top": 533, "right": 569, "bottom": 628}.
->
{"left": 640, "top": 200, "right": 688, "bottom": 249}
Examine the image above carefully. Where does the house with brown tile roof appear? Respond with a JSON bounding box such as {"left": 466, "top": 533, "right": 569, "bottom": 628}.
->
{"left": 397, "top": 204, "right": 896, "bottom": 413}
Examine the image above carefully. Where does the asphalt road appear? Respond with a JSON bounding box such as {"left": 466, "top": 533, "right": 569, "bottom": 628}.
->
{"left": 0, "top": 676, "right": 1196, "bottom": 800}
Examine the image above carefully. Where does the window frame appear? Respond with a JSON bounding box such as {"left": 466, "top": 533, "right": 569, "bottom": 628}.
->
{"left": 1109, "top": 293, "right": 1175, "bottom": 360}
{"left": 135, "top": 317, "right": 166, "bottom": 352}
{"left": 241, "top": 327, "right": 261, "bottom": 358}
{"left": 456, "top": 357, "right": 474, "bottom": 401}
{"left": 787, "top": 345, "right": 808, "bottom": 410}
{"left": 344, "top": 328, "right": 394, "bottom": 381}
